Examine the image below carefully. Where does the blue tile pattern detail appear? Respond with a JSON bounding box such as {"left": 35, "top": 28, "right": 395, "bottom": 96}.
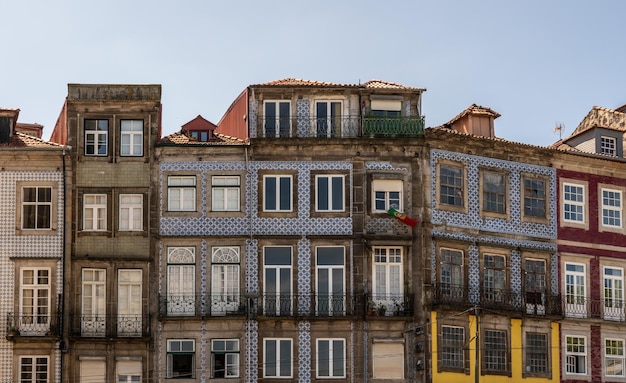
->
{"left": 468, "top": 244, "right": 479, "bottom": 304}
{"left": 297, "top": 99, "right": 310, "bottom": 137}
{"left": 200, "top": 240, "right": 207, "bottom": 315}
{"left": 365, "top": 162, "right": 408, "bottom": 172}
{"left": 245, "top": 320, "right": 258, "bottom": 383}
{"left": 250, "top": 99, "right": 258, "bottom": 138}
{"left": 298, "top": 322, "right": 311, "bottom": 382}
{"left": 200, "top": 321, "right": 207, "bottom": 383}
{"left": 246, "top": 239, "right": 259, "bottom": 294}
{"left": 430, "top": 149, "right": 557, "bottom": 239}
{"left": 0, "top": 171, "right": 64, "bottom": 381}
{"left": 298, "top": 238, "right": 311, "bottom": 314}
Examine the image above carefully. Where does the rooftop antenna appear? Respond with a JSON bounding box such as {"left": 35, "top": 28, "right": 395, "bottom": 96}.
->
{"left": 553, "top": 122, "right": 564, "bottom": 140}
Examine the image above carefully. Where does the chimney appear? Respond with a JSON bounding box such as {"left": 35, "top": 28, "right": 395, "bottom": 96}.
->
{"left": 444, "top": 104, "right": 500, "bottom": 138}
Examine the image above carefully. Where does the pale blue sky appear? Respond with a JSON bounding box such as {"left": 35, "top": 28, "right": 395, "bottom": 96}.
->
{"left": 1, "top": 0, "right": 624, "bottom": 145}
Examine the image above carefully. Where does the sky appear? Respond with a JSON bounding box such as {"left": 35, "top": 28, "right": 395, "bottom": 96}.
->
{"left": 1, "top": 1, "right": 624, "bottom": 146}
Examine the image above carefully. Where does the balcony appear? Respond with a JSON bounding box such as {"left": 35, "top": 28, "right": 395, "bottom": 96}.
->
{"left": 158, "top": 294, "right": 248, "bottom": 317}
{"left": 564, "top": 296, "right": 626, "bottom": 321}
{"left": 365, "top": 294, "right": 414, "bottom": 317}
{"left": 6, "top": 313, "right": 60, "bottom": 339}
{"left": 68, "top": 314, "right": 151, "bottom": 338}
{"left": 430, "top": 284, "right": 562, "bottom": 316}
{"left": 255, "top": 115, "right": 424, "bottom": 138}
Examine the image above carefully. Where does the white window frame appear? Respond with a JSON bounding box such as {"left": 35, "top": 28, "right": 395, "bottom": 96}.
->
{"left": 117, "top": 269, "right": 142, "bottom": 337}
{"left": 84, "top": 118, "right": 108, "bottom": 156}
{"left": 167, "top": 176, "right": 196, "bottom": 212}
{"left": 211, "top": 339, "right": 240, "bottom": 378}
{"left": 563, "top": 183, "right": 585, "bottom": 223}
{"left": 372, "top": 179, "right": 403, "bottom": 213}
{"left": 120, "top": 119, "right": 143, "bottom": 156}
{"left": 601, "top": 136, "right": 617, "bottom": 156}
{"left": 211, "top": 247, "right": 241, "bottom": 315}
{"left": 263, "top": 175, "right": 293, "bottom": 212}
{"left": 19, "top": 356, "right": 49, "bottom": 383}
{"left": 315, "top": 175, "right": 345, "bottom": 212}
{"left": 316, "top": 338, "right": 346, "bottom": 378}
{"left": 316, "top": 247, "right": 345, "bottom": 316}
{"left": 81, "top": 268, "right": 106, "bottom": 337}
{"left": 167, "top": 247, "right": 196, "bottom": 316}
{"left": 263, "top": 100, "right": 291, "bottom": 138}
{"left": 606, "top": 338, "right": 625, "bottom": 377}
{"left": 263, "top": 338, "right": 293, "bottom": 378}
{"left": 83, "top": 193, "right": 107, "bottom": 231}
{"left": 604, "top": 266, "right": 624, "bottom": 321}
{"left": 21, "top": 186, "right": 52, "bottom": 230}
{"left": 263, "top": 246, "right": 293, "bottom": 315}
{"left": 119, "top": 194, "right": 143, "bottom": 231}
{"left": 116, "top": 360, "right": 142, "bottom": 382}
{"left": 372, "top": 247, "right": 403, "bottom": 310}
{"left": 211, "top": 176, "right": 241, "bottom": 212}
{"left": 19, "top": 268, "right": 50, "bottom": 335}
{"left": 566, "top": 335, "right": 587, "bottom": 375}
{"left": 601, "top": 188, "right": 622, "bottom": 228}
{"left": 565, "top": 262, "right": 587, "bottom": 317}
{"left": 167, "top": 339, "right": 196, "bottom": 379}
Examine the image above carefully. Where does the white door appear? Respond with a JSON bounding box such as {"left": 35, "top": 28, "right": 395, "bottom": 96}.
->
{"left": 82, "top": 269, "right": 106, "bottom": 336}
{"left": 118, "top": 270, "right": 142, "bottom": 336}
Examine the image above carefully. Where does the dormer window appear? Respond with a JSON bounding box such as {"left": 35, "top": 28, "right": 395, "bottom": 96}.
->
{"left": 190, "top": 131, "right": 210, "bottom": 142}
{"left": 600, "top": 136, "right": 617, "bottom": 156}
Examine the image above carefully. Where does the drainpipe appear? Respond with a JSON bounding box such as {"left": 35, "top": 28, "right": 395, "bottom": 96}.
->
{"left": 59, "top": 145, "right": 70, "bottom": 382}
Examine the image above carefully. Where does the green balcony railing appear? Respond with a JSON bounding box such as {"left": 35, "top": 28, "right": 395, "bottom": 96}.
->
{"left": 362, "top": 116, "right": 424, "bottom": 138}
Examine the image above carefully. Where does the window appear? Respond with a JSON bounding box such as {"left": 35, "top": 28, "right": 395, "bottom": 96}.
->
{"left": 167, "top": 247, "right": 195, "bottom": 316}
{"left": 212, "top": 339, "right": 240, "bottom": 378}
{"left": 372, "top": 179, "right": 402, "bottom": 212}
{"left": 439, "top": 164, "right": 464, "bottom": 207}
{"left": 370, "top": 99, "right": 402, "bottom": 118}
{"left": 316, "top": 247, "right": 345, "bottom": 315}
{"left": 264, "top": 338, "right": 292, "bottom": 378}
{"left": 211, "top": 247, "right": 240, "bottom": 315}
{"left": 373, "top": 247, "right": 403, "bottom": 308}
{"left": 316, "top": 175, "right": 345, "bottom": 212}
{"left": 211, "top": 176, "right": 240, "bottom": 212}
{"left": 315, "top": 101, "right": 342, "bottom": 138}
{"left": 264, "top": 101, "right": 291, "bottom": 138}
{"left": 601, "top": 188, "right": 622, "bottom": 228}
{"left": 20, "top": 268, "right": 50, "bottom": 335}
{"left": 483, "top": 254, "right": 506, "bottom": 303}
{"left": 482, "top": 171, "right": 506, "bottom": 214}
{"left": 565, "top": 263, "right": 586, "bottom": 317}
{"left": 85, "top": 119, "right": 108, "bottom": 156}
{"left": 82, "top": 269, "right": 106, "bottom": 336}
{"left": 119, "top": 194, "right": 142, "bottom": 231}
{"left": 19, "top": 356, "right": 48, "bottom": 383}
{"left": 120, "top": 119, "right": 143, "bottom": 156}
{"left": 484, "top": 330, "right": 507, "bottom": 372}
{"left": 167, "top": 176, "right": 196, "bottom": 212}
{"left": 190, "top": 130, "right": 209, "bottom": 142}
{"left": 167, "top": 339, "right": 195, "bottom": 379}
{"left": 440, "top": 248, "right": 463, "bottom": 301}
{"left": 601, "top": 136, "right": 617, "bottom": 156}
{"left": 80, "top": 359, "right": 105, "bottom": 382}
{"left": 441, "top": 326, "right": 464, "bottom": 369}
{"left": 606, "top": 338, "right": 625, "bottom": 377}
{"left": 83, "top": 194, "right": 107, "bottom": 231}
{"left": 524, "top": 259, "right": 546, "bottom": 313}
{"left": 523, "top": 178, "right": 546, "bottom": 219}
{"left": 117, "top": 360, "right": 141, "bottom": 382}
{"left": 317, "top": 338, "right": 345, "bottom": 378}
{"left": 563, "top": 183, "right": 585, "bottom": 223}
{"left": 263, "top": 175, "right": 292, "bottom": 212}
{"left": 604, "top": 267, "right": 624, "bottom": 320}
{"left": 118, "top": 270, "right": 142, "bottom": 337}
{"left": 566, "top": 336, "right": 586, "bottom": 374}
{"left": 264, "top": 247, "right": 292, "bottom": 315}
{"left": 372, "top": 342, "right": 404, "bottom": 379}
{"left": 525, "top": 332, "right": 548, "bottom": 374}
{"left": 21, "top": 186, "right": 52, "bottom": 229}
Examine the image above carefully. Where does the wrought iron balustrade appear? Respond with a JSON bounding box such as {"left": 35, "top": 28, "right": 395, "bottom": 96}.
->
{"left": 158, "top": 294, "right": 248, "bottom": 317}
{"left": 365, "top": 294, "right": 414, "bottom": 317}
{"left": 6, "top": 313, "right": 59, "bottom": 338}
{"left": 69, "top": 314, "right": 150, "bottom": 338}
{"left": 362, "top": 116, "right": 424, "bottom": 137}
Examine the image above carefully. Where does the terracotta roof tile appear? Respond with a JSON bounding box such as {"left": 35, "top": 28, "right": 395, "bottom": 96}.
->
{"left": 0, "top": 132, "right": 64, "bottom": 148}
{"left": 158, "top": 131, "right": 246, "bottom": 146}
{"left": 442, "top": 104, "right": 501, "bottom": 127}
{"left": 254, "top": 78, "right": 424, "bottom": 90}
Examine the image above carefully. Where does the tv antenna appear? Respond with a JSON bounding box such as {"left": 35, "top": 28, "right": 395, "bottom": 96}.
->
{"left": 553, "top": 122, "right": 565, "bottom": 140}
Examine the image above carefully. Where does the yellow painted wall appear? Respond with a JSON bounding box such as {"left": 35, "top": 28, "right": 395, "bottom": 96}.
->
{"left": 431, "top": 312, "right": 560, "bottom": 383}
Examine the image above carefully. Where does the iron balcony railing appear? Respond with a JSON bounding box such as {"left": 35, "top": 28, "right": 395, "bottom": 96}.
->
{"left": 158, "top": 294, "right": 248, "bottom": 317}
{"left": 365, "top": 294, "right": 414, "bottom": 317}
{"left": 6, "top": 313, "right": 60, "bottom": 338}
{"left": 564, "top": 296, "right": 626, "bottom": 321}
{"left": 256, "top": 115, "right": 424, "bottom": 138}
{"left": 430, "top": 284, "right": 562, "bottom": 316}
{"left": 68, "top": 314, "right": 151, "bottom": 338}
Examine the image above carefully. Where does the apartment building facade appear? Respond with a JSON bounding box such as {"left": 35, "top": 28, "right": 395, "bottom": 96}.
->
{"left": 0, "top": 109, "right": 68, "bottom": 382}
{"left": 49, "top": 84, "right": 161, "bottom": 382}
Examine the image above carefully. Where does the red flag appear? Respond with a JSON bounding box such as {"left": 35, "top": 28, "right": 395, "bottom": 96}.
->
{"left": 387, "top": 208, "right": 418, "bottom": 227}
